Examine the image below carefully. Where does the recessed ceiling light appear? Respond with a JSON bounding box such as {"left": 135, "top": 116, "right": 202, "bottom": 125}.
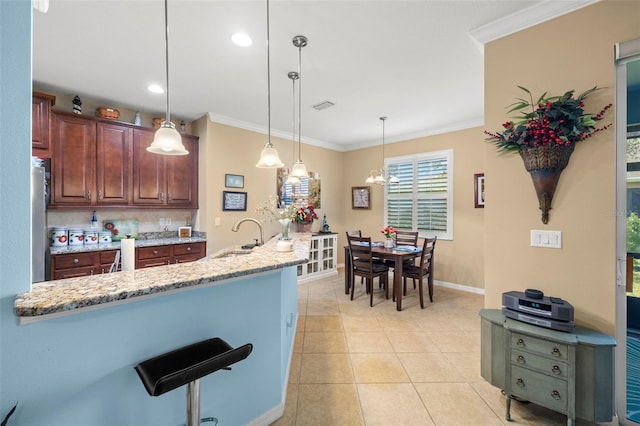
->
{"left": 147, "top": 84, "right": 164, "bottom": 94}
{"left": 232, "top": 33, "right": 252, "bottom": 47}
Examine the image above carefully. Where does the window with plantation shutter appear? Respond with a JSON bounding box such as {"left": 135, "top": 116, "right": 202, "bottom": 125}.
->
{"left": 385, "top": 149, "right": 453, "bottom": 240}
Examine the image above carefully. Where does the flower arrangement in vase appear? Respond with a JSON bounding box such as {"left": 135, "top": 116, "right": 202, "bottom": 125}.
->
{"left": 256, "top": 196, "right": 296, "bottom": 240}
{"left": 484, "top": 86, "right": 612, "bottom": 223}
{"left": 381, "top": 226, "right": 397, "bottom": 248}
{"left": 294, "top": 204, "right": 318, "bottom": 232}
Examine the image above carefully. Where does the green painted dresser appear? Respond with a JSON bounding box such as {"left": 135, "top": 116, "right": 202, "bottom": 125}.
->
{"left": 480, "top": 309, "right": 616, "bottom": 426}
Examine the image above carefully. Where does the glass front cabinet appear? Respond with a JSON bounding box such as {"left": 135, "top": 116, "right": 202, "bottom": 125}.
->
{"left": 297, "top": 233, "right": 338, "bottom": 283}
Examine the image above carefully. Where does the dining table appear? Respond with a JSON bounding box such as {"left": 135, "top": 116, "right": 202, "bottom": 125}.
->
{"left": 344, "top": 243, "right": 422, "bottom": 311}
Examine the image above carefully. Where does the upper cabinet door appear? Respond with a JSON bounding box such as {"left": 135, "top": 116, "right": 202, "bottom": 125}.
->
{"left": 132, "top": 128, "right": 165, "bottom": 205}
{"left": 51, "top": 113, "right": 96, "bottom": 205}
{"left": 96, "top": 122, "right": 131, "bottom": 205}
{"left": 166, "top": 135, "right": 199, "bottom": 208}
{"left": 32, "top": 92, "right": 55, "bottom": 154}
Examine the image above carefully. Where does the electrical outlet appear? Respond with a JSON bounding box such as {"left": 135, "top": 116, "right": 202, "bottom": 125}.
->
{"left": 166, "top": 218, "right": 172, "bottom": 226}
{"left": 215, "top": 217, "right": 221, "bottom": 226}
{"left": 159, "top": 218, "right": 165, "bottom": 226}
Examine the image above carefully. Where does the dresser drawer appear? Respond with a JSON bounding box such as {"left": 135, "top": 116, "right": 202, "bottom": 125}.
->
{"left": 511, "top": 332, "right": 568, "bottom": 360}
{"left": 511, "top": 365, "right": 568, "bottom": 413}
{"left": 511, "top": 349, "right": 568, "bottom": 378}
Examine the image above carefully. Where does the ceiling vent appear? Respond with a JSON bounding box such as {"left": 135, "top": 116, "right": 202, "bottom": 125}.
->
{"left": 312, "top": 100, "right": 335, "bottom": 111}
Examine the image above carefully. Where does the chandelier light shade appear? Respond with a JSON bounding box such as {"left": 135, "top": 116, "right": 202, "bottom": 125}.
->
{"left": 365, "top": 116, "right": 398, "bottom": 185}
{"left": 286, "top": 71, "right": 301, "bottom": 186}
{"left": 290, "top": 35, "right": 308, "bottom": 178}
{"left": 256, "top": 0, "right": 284, "bottom": 168}
{"left": 147, "top": 0, "right": 188, "bottom": 156}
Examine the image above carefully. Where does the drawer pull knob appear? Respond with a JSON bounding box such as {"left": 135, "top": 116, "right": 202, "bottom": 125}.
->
{"left": 187, "top": 247, "right": 191, "bottom": 251}
{"left": 516, "top": 378, "right": 525, "bottom": 387}
{"left": 73, "top": 258, "right": 79, "bottom": 264}
{"left": 552, "top": 365, "right": 562, "bottom": 374}
{"left": 153, "top": 250, "right": 158, "bottom": 255}
{"left": 516, "top": 355, "right": 526, "bottom": 364}
{"left": 551, "top": 390, "right": 561, "bottom": 400}
{"left": 551, "top": 347, "right": 561, "bottom": 357}
{"left": 516, "top": 338, "right": 525, "bottom": 347}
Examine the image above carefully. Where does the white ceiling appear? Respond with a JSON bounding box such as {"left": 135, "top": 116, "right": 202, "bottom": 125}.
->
{"left": 32, "top": 0, "right": 597, "bottom": 152}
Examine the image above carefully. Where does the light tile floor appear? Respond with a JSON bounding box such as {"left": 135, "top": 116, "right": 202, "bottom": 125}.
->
{"left": 271, "top": 270, "right": 595, "bottom": 425}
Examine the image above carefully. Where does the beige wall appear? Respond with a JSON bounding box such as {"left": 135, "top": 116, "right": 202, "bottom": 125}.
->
{"left": 194, "top": 118, "right": 344, "bottom": 254}
{"left": 343, "top": 127, "right": 486, "bottom": 289}
{"left": 484, "top": 1, "right": 640, "bottom": 334}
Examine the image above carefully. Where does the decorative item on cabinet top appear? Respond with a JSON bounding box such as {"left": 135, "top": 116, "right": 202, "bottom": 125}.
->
{"left": 103, "top": 219, "right": 139, "bottom": 241}
{"left": 96, "top": 107, "right": 120, "bottom": 120}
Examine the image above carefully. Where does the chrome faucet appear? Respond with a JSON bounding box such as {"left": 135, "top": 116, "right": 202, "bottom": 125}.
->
{"left": 231, "top": 218, "right": 264, "bottom": 246}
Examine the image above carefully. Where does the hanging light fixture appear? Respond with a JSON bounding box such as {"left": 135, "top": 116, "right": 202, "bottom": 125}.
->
{"left": 147, "top": 0, "right": 188, "bottom": 156}
{"left": 365, "top": 117, "right": 398, "bottom": 185}
{"left": 256, "top": 0, "right": 284, "bottom": 168}
{"left": 289, "top": 35, "right": 308, "bottom": 178}
{"left": 286, "top": 71, "right": 301, "bottom": 186}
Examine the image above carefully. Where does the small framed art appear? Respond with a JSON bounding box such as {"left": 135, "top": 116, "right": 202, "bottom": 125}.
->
{"left": 225, "top": 174, "right": 244, "bottom": 188}
{"left": 222, "top": 191, "right": 247, "bottom": 211}
{"left": 474, "top": 173, "right": 485, "bottom": 208}
{"left": 352, "top": 186, "right": 371, "bottom": 209}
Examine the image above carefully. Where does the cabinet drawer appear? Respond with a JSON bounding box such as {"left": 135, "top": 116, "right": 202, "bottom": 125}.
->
{"left": 99, "top": 250, "right": 118, "bottom": 264}
{"left": 137, "top": 245, "right": 172, "bottom": 260}
{"left": 173, "top": 242, "right": 204, "bottom": 256}
{"left": 511, "top": 332, "right": 568, "bottom": 360}
{"left": 511, "top": 349, "right": 568, "bottom": 379}
{"left": 511, "top": 365, "right": 568, "bottom": 413}
{"left": 52, "top": 266, "right": 96, "bottom": 280}
{"left": 53, "top": 252, "right": 99, "bottom": 270}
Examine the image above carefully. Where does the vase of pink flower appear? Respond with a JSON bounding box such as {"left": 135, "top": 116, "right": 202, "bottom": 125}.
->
{"left": 381, "top": 226, "right": 396, "bottom": 248}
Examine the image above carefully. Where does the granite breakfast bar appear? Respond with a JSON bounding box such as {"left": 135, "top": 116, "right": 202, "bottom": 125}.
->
{"left": 10, "top": 233, "right": 310, "bottom": 426}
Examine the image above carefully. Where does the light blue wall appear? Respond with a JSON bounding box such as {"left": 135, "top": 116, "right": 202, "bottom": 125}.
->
{"left": 0, "top": 0, "right": 35, "bottom": 420}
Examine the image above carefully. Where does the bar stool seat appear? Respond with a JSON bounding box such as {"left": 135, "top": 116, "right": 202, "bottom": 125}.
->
{"left": 135, "top": 337, "right": 252, "bottom": 425}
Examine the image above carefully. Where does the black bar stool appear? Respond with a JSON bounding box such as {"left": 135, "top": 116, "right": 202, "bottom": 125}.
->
{"left": 134, "top": 337, "right": 253, "bottom": 426}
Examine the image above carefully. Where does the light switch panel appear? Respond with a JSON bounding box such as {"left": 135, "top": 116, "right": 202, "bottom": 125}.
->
{"left": 530, "top": 230, "right": 562, "bottom": 249}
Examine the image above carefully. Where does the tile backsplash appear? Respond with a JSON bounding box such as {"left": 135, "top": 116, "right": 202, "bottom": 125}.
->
{"left": 47, "top": 209, "right": 197, "bottom": 234}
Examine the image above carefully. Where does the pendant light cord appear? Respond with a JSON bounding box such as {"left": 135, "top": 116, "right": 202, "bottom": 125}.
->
{"left": 266, "top": 0, "right": 272, "bottom": 145}
{"left": 164, "top": 0, "right": 171, "bottom": 123}
{"left": 297, "top": 43, "right": 302, "bottom": 161}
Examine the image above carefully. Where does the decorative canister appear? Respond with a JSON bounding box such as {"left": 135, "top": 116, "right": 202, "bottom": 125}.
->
{"left": 99, "top": 231, "right": 112, "bottom": 244}
{"left": 51, "top": 227, "right": 69, "bottom": 247}
{"left": 68, "top": 228, "right": 85, "bottom": 246}
{"left": 84, "top": 230, "right": 98, "bottom": 245}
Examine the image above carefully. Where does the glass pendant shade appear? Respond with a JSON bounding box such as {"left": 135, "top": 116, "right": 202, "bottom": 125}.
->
{"left": 256, "top": 142, "right": 284, "bottom": 168}
{"left": 374, "top": 174, "right": 385, "bottom": 185}
{"left": 388, "top": 174, "right": 400, "bottom": 184}
{"left": 290, "top": 160, "right": 308, "bottom": 177}
{"left": 365, "top": 175, "right": 375, "bottom": 184}
{"left": 147, "top": 121, "right": 188, "bottom": 155}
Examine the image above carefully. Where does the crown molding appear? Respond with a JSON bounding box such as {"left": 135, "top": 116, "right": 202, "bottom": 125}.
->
{"left": 469, "top": 0, "right": 599, "bottom": 46}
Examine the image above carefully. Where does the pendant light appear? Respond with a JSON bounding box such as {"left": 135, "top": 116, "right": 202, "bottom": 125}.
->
{"left": 286, "top": 71, "right": 301, "bottom": 186}
{"left": 147, "top": 0, "right": 189, "bottom": 156}
{"left": 365, "top": 117, "right": 398, "bottom": 185}
{"left": 289, "top": 35, "right": 308, "bottom": 178}
{"left": 256, "top": 0, "right": 284, "bottom": 168}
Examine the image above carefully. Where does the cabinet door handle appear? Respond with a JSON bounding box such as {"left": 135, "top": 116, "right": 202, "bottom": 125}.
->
{"left": 168, "top": 192, "right": 172, "bottom": 201}
{"left": 98, "top": 190, "right": 102, "bottom": 201}
{"left": 516, "top": 378, "right": 525, "bottom": 387}
{"left": 552, "top": 365, "right": 562, "bottom": 375}
{"left": 87, "top": 190, "right": 92, "bottom": 201}
{"left": 551, "top": 390, "right": 561, "bottom": 400}
{"left": 551, "top": 347, "right": 562, "bottom": 357}
{"left": 516, "top": 338, "right": 525, "bottom": 347}
{"left": 516, "top": 355, "right": 526, "bottom": 364}
{"left": 159, "top": 192, "right": 164, "bottom": 201}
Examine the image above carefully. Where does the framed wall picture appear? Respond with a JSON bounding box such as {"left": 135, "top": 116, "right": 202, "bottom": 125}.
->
{"left": 222, "top": 191, "right": 247, "bottom": 211}
{"left": 474, "top": 173, "right": 485, "bottom": 208}
{"left": 225, "top": 174, "right": 244, "bottom": 188}
{"left": 352, "top": 186, "right": 371, "bottom": 209}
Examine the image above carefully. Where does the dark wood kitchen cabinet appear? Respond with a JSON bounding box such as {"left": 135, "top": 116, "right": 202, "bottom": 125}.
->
{"left": 132, "top": 128, "right": 199, "bottom": 208}
{"left": 50, "top": 250, "right": 122, "bottom": 280}
{"left": 32, "top": 91, "right": 56, "bottom": 156}
{"left": 173, "top": 242, "right": 206, "bottom": 263}
{"left": 136, "top": 242, "right": 206, "bottom": 268}
{"left": 50, "top": 112, "right": 131, "bottom": 207}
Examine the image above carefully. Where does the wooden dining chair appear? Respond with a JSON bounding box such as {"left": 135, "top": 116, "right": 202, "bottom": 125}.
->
{"left": 400, "top": 236, "right": 437, "bottom": 308}
{"left": 385, "top": 230, "right": 419, "bottom": 269}
{"left": 346, "top": 235, "right": 390, "bottom": 307}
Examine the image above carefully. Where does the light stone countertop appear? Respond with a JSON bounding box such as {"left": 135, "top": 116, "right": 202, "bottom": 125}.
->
{"left": 15, "top": 233, "right": 311, "bottom": 321}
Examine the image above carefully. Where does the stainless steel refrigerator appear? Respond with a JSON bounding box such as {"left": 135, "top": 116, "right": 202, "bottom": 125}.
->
{"left": 32, "top": 165, "right": 47, "bottom": 282}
